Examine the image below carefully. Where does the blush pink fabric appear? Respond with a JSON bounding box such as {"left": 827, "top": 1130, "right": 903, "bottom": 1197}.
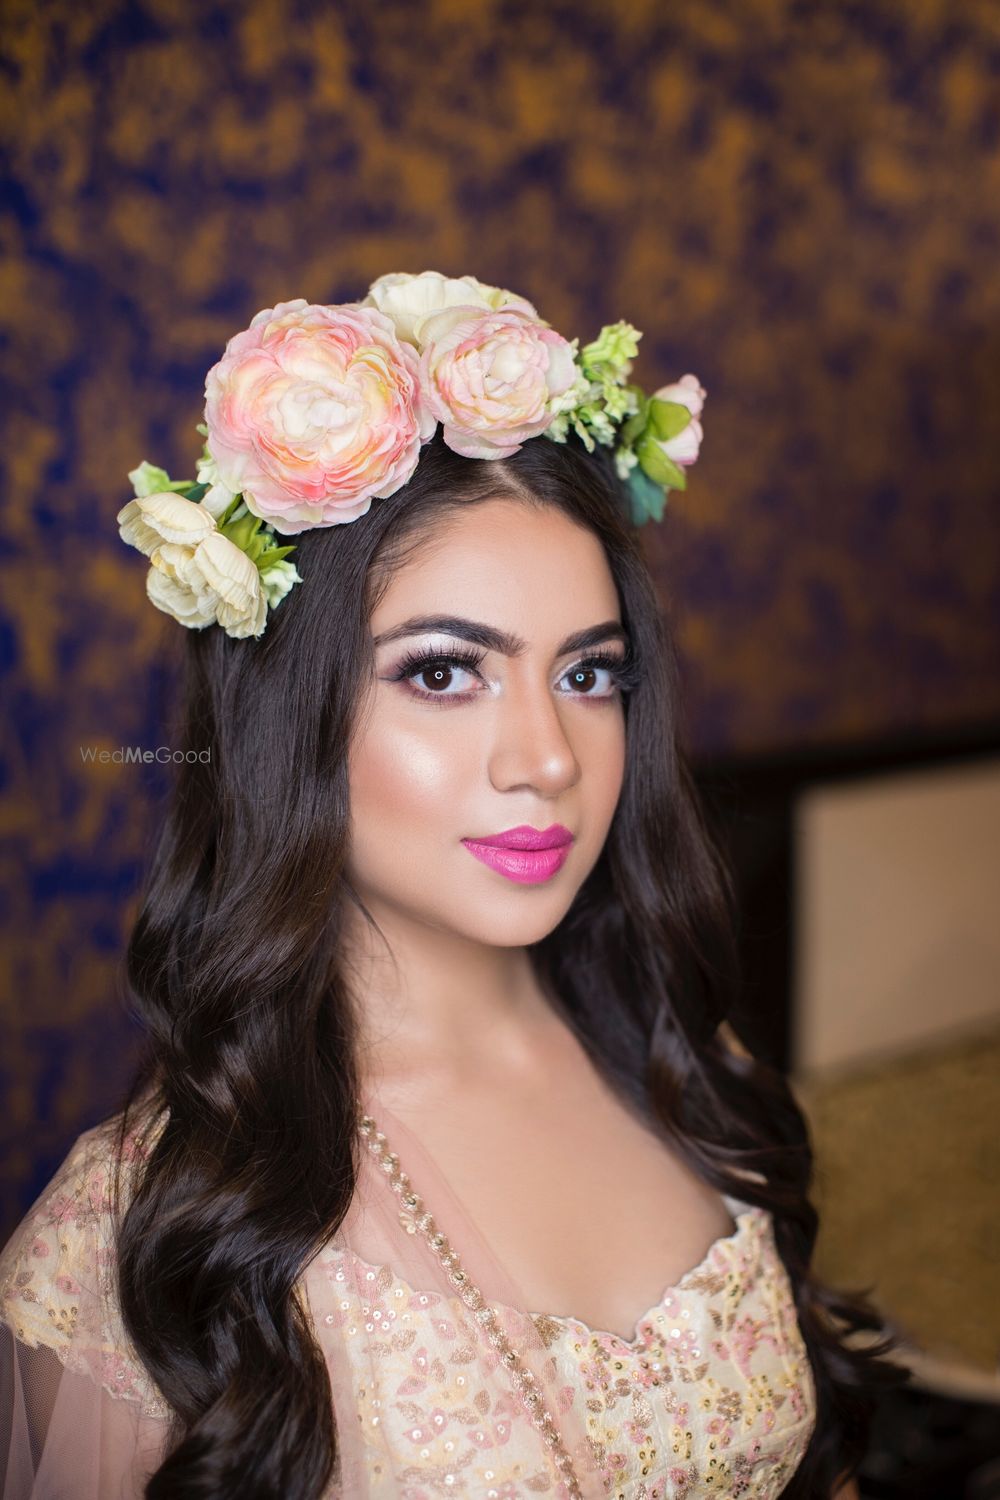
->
{"left": 0, "top": 1089, "right": 816, "bottom": 1497}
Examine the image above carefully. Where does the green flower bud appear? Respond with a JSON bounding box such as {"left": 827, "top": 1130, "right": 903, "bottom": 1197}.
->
{"left": 128, "top": 461, "right": 174, "bottom": 497}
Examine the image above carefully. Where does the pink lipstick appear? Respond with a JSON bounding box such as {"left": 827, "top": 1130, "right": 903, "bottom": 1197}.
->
{"left": 461, "top": 823, "right": 574, "bottom": 885}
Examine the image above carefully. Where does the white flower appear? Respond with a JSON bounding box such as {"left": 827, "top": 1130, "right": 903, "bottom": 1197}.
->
{"left": 118, "top": 491, "right": 216, "bottom": 555}
{"left": 615, "top": 448, "right": 639, "bottom": 480}
{"left": 195, "top": 449, "right": 238, "bottom": 520}
{"left": 361, "top": 269, "right": 539, "bottom": 350}
{"left": 547, "top": 368, "right": 590, "bottom": 415}
{"left": 117, "top": 492, "right": 267, "bottom": 639}
{"left": 259, "top": 558, "right": 302, "bottom": 609}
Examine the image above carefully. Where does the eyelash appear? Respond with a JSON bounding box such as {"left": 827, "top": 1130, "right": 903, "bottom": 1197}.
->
{"left": 389, "top": 645, "right": 642, "bottom": 703}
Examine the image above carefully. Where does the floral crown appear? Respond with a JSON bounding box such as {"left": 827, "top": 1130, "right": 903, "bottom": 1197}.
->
{"left": 118, "top": 270, "right": 706, "bottom": 640}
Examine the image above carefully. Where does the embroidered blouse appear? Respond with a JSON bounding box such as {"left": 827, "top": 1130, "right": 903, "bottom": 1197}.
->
{"left": 0, "top": 1117, "right": 817, "bottom": 1497}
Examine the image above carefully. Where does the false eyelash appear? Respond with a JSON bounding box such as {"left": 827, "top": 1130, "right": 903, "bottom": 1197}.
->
{"left": 567, "top": 648, "right": 644, "bottom": 695}
{"left": 391, "top": 643, "right": 487, "bottom": 683}
{"left": 389, "top": 644, "right": 643, "bottom": 697}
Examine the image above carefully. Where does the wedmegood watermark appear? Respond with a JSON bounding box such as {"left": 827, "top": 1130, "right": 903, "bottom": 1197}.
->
{"left": 79, "top": 745, "right": 211, "bottom": 765}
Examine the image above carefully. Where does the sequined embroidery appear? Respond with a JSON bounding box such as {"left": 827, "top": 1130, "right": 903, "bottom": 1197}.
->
{"left": 2, "top": 1123, "right": 817, "bottom": 1497}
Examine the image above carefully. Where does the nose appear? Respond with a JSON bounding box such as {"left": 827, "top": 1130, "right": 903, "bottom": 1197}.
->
{"left": 487, "top": 673, "right": 581, "bottom": 797}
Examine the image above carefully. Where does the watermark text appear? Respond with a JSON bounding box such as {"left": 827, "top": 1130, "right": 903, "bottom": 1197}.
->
{"left": 79, "top": 745, "right": 211, "bottom": 765}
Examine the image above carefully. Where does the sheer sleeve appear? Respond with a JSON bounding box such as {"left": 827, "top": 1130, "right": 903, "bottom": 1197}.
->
{"left": 0, "top": 1124, "right": 173, "bottom": 1499}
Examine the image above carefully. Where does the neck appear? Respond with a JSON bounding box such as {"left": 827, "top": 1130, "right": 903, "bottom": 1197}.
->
{"left": 342, "top": 898, "right": 558, "bottom": 1096}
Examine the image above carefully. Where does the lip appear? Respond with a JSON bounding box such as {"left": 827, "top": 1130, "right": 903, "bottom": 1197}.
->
{"left": 464, "top": 824, "right": 574, "bottom": 851}
{"left": 461, "top": 824, "right": 574, "bottom": 886}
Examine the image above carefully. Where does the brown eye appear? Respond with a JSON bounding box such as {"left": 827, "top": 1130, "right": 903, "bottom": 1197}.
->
{"left": 556, "top": 653, "right": 629, "bottom": 699}
{"left": 390, "top": 648, "right": 486, "bottom": 702}
{"left": 418, "top": 664, "right": 456, "bottom": 693}
{"left": 567, "top": 666, "right": 599, "bottom": 694}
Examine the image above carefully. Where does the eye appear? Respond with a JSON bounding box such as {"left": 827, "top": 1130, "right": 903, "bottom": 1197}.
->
{"left": 385, "top": 645, "right": 642, "bottom": 705}
{"left": 389, "top": 646, "right": 486, "bottom": 702}
{"left": 557, "top": 651, "right": 640, "bottom": 700}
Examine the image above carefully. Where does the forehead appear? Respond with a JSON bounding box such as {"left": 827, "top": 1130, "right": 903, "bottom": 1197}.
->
{"left": 370, "top": 498, "right": 620, "bottom": 631}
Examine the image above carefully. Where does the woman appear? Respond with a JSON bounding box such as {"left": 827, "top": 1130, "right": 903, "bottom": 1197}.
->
{"left": 0, "top": 274, "right": 904, "bottom": 1498}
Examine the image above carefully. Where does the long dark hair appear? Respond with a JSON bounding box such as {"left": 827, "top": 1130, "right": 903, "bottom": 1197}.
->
{"left": 111, "top": 427, "right": 906, "bottom": 1496}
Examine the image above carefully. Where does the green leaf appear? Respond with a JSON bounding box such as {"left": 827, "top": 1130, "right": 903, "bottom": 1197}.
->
{"left": 216, "top": 494, "right": 245, "bottom": 527}
{"left": 626, "top": 467, "right": 667, "bottom": 525}
{"left": 258, "top": 544, "right": 297, "bottom": 570}
{"left": 647, "top": 398, "right": 692, "bottom": 442}
{"left": 220, "top": 510, "right": 264, "bottom": 552}
{"left": 619, "top": 395, "right": 651, "bottom": 449}
{"left": 636, "top": 435, "right": 687, "bottom": 491}
{"left": 179, "top": 482, "right": 208, "bottom": 502}
{"left": 195, "top": 422, "right": 209, "bottom": 436}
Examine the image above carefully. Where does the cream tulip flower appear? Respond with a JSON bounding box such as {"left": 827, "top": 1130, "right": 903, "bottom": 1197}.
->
{"left": 117, "top": 491, "right": 217, "bottom": 556}
{"left": 117, "top": 492, "right": 268, "bottom": 639}
{"left": 361, "top": 269, "right": 539, "bottom": 350}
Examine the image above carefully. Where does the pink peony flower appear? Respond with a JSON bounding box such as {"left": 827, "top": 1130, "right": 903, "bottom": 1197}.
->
{"left": 204, "top": 299, "right": 437, "bottom": 535}
{"left": 418, "top": 305, "right": 579, "bottom": 460}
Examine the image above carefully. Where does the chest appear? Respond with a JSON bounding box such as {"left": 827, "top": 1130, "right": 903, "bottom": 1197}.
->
{"left": 367, "top": 1028, "right": 736, "bottom": 1340}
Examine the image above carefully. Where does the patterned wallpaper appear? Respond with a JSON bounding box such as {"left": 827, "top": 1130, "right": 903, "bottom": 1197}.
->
{"left": 2, "top": 0, "right": 999, "bottom": 1222}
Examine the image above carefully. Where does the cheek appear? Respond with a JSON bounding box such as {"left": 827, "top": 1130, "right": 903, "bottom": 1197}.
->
{"left": 349, "top": 713, "right": 469, "bottom": 860}
{"left": 586, "top": 710, "right": 627, "bottom": 810}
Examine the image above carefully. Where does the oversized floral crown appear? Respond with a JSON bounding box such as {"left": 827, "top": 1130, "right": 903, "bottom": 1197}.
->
{"left": 118, "top": 270, "right": 706, "bottom": 640}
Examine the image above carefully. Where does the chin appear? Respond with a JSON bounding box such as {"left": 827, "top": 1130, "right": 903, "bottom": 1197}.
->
{"left": 439, "top": 888, "right": 581, "bottom": 949}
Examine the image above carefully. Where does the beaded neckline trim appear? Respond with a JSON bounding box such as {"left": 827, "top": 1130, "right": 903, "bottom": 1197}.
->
{"left": 358, "top": 1111, "right": 588, "bottom": 1498}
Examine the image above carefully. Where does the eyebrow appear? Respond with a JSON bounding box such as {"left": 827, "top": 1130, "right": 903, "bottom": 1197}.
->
{"left": 373, "top": 614, "right": 628, "bottom": 658}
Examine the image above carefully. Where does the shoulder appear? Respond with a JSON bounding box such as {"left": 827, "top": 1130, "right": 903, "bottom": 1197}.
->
{"left": 0, "top": 1110, "right": 169, "bottom": 1416}
{"left": 0, "top": 1119, "right": 123, "bottom": 1350}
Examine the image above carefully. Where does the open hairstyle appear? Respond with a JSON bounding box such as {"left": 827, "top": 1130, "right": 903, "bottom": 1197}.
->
{"left": 110, "top": 427, "right": 907, "bottom": 1497}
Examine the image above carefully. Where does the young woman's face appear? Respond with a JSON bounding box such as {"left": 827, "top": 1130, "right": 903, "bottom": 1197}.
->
{"left": 345, "top": 497, "right": 629, "bottom": 949}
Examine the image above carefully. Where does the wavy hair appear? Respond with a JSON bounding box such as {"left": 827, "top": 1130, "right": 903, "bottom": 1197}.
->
{"left": 110, "top": 426, "right": 907, "bottom": 1496}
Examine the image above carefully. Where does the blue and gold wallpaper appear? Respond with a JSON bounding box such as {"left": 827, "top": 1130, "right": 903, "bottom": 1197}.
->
{"left": 2, "top": 0, "right": 999, "bottom": 1223}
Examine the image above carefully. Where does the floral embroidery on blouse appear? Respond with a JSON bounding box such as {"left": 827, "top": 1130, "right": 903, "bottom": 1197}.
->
{"left": 0, "top": 1121, "right": 171, "bottom": 1420}
{"left": 306, "top": 1206, "right": 816, "bottom": 1498}
{"left": 1, "top": 1123, "right": 817, "bottom": 1497}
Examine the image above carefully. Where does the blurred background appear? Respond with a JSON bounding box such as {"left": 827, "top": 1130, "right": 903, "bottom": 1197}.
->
{"left": 1, "top": 1, "right": 998, "bottom": 1493}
